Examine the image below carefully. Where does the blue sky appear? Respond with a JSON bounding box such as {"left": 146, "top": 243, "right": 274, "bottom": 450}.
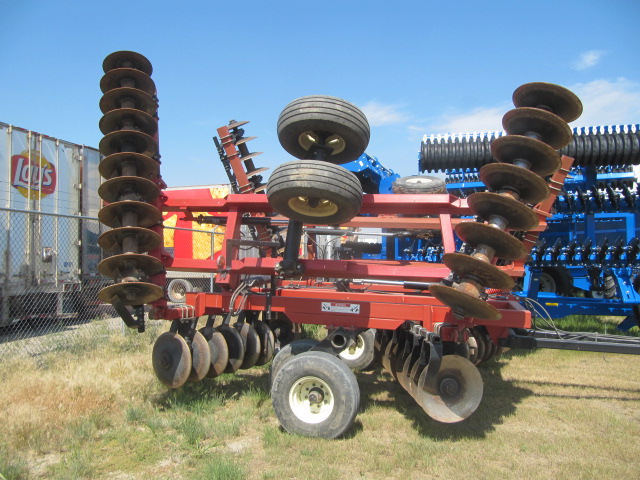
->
{"left": 2, "top": 1, "right": 639, "bottom": 187}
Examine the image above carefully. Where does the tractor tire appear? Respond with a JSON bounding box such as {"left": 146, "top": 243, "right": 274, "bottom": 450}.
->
{"left": 277, "top": 95, "right": 370, "bottom": 164}
{"left": 271, "top": 351, "right": 360, "bottom": 439}
{"left": 267, "top": 160, "right": 363, "bottom": 225}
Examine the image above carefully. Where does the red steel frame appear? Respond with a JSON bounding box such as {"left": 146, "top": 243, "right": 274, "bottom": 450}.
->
{"left": 150, "top": 156, "right": 574, "bottom": 344}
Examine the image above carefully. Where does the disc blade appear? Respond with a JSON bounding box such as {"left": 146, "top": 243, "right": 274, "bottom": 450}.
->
{"left": 429, "top": 284, "right": 502, "bottom": 321}
{"left": 152, "top": 332, "right": 191, "bottom": 388}
{"left": 98, "top": 176, "right": 161, "bottom": 203}
{"left": 512, "top": 82, "right": 582, "bottom": 123}
{"left": 188, "top": 331, "right": 211, "bottom": 382}
{"left": 443, "top": 253, "right": 515, "bottom": 290}
{"left": 415, "top": 355, "right": 483, "bottom": 423}
{"left": 103, "top": 50, "right": 153, "bottom": 76}
{"left": 454, "top": 222, "right": 526, "bottom": 260}
{"left": 479, "top": 163, "right": 550, "bottom": 205}
{"left": 98, "top": 281, "right": 163, "bottom": 305}
{"left": 217, "top": 324, "right": 245, "bottom": 373}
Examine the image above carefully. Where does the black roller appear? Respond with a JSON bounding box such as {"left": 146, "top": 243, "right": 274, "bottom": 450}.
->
{"left": 421, "top": 124, "right": 640, "bottom": 171}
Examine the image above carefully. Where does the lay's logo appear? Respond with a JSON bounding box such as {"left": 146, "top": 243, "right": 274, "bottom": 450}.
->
{"left": 11, "top": 150, "right": 57, "bottom": 199}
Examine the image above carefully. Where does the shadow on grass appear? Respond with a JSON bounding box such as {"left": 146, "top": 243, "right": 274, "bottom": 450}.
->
{"left": 357, "top": 358, "right": 534, "bottom": 440}
{"left": 153, "top": 370, "right": 272, "bottom": 411}
{"left": 151, "top": 354, "right": 534, "bottom": 441}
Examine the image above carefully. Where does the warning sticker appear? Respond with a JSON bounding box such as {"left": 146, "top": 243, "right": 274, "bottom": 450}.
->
{"left": 321, "top": 302, "right": 360, "bottom": 314}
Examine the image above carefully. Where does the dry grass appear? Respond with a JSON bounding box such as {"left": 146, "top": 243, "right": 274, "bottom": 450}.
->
{"left": 1, "top": 321, "right": 639, "bottom": 480}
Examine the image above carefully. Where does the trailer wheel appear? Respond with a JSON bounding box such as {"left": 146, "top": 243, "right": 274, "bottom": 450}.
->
{"left": 277, "top": 95, "right": 370, "bottom": 164}
{"left": 270, "top": 338, "right": 320, "bottom": 385}
{"left": 271, "top": 351, "right": 360, "bottom": 439}
{"left": 167, "top": 279, "right": 193, "bottom": 303}
{"left": 267, "top": 160, "right": 363, "bottom": 225}
{"left": 392, "top": 175, "right": 447, "bottom": 194}
{"left": 337, "top": 329, "right": 376, "bottom": 371}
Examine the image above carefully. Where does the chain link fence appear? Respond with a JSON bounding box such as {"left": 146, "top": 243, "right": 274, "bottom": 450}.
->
{"left": 0, "top": 208, "right": 122, "bottom": 358}
{"left": 0, "top": 209, "right": 227, "bottom": 358}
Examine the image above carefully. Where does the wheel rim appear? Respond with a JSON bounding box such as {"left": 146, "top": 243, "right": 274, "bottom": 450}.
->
{"left": 339, "top": 334, "right": 365, "bottom": 361}
{"left": 289, "top": 375, "right": 335, "bottom": 424}
{"left": 298, "top": 131, "right": 346, "bottom": 155}
{"left": 288, "top": 196, "right": 339, "bottom": 218}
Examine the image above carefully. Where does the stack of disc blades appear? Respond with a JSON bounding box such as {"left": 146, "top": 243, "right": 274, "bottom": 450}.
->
{"left": 97, "top": 51, "right": 165, "bottom": 306}
{"left": 430, "top": 82, "right": 582, "bottom": 320}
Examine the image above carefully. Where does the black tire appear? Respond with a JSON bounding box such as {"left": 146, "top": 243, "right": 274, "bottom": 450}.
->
{"left": 271, "top": 351, "right": 360, "bottom": 439}
{"left": 267, "top": 160, "right": 362, "bottom": 224}
{"left": 538, "top": 267, "right": 572, "bottom": 296}
{"left": 392, "top": 175, "right": 447, "bottom": 194}
{"left": 337, "top": 329, "right": 376, "bottom": 371}
{"left": 269, "top": 338, "right": 320, "bottom": 385}
{"left": 277, "top": 95, "right": 370, "bottom": 164}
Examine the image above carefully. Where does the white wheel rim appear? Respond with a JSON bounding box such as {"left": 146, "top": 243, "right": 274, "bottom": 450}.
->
{"left": 289, "top": 376, "right": 335, "bottom": 424}
{"left": 339, "top": 334, "right": 365, "bottom": 361}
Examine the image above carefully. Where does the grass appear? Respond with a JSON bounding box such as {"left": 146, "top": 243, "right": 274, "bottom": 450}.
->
{"left": 0, "top": 318, "right": 639, "bottom": 479}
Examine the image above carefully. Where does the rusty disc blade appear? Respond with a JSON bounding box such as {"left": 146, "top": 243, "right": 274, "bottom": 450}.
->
{"left": 199, "top": 327, "right": 229, "bottom": 378}
{"left": 247, "top": 167, "right": 270, "bottom": 177}
{"left": 443, "top": 253, "right": 515, "bottom": 289}
{"left": 502, "top": 108, "right": 572, "bottom": 150}
{"left": 235, "top": 322, "right": 261, "bottom": 369}
{"left": 100, "top": 68, "right": 156, "bottom": 96}
{"left": 188, "top": 331, "right": 211, "bottom": 382}
{"left": 455, "top": 222, "right": 526, "bottom": 260}
{"left": 467, "top": 192, "right": 539, "bottom": 230}
{"left": 490, "top": 135, "right": 561, "bottom": 177}
{"left": 98, "top": 281, "right": 164, "bottom": 305}
{"left": 98, "top": 176, "right": 161, "bottom": 203}
{"left": 152, "top": 332, "right": 191, "bottom": 389}
{"left": 429, "top": 284, "right": 502, "bottom": 320}
{"left": 99, "top": 130, "right": 158, "bottom": 158}
{"left": 99, "top": 152, "right": 160, "bottom": 180}
{"left": 98, "top": 253, "right": 164, "bottom": 279}
{"left": 103, "top": 50, "right": 153, "bottom": 76}
{"left": 253, "top": 320, "right": 275, "bottom": 366}
{"left": 471, "top": 327, "right": 488, "bottom": 365}
{"left": 98, "top": 200, "right": 162, "bottom": 229}
{"left": 100, "top": 87, "right": 158, "bottom": 115}
{"left": 467, "top": 333, "right": 479, "bottom": 365}
{"left": 217, "top": 324, "right": 245, "bottom": 373}
{"left": 512, "top": 82, "right": 583, "bottom": 123}
{"left": 98, "top": 226, "right": 161, "bottom": 253}
{"left": 415, "top": 355, "right": 483, "bottom": 423}
{"left": 240, "top": 152, "right": 263, "bottom": 163}
{"left": 479, "top": 163, "right": 550, "bottom": 205}
{"left": 99, "top": 108, "right": 158, "bottom": 136}
{"left": 235, "top": 136, "right": 257, "bottom": 146}
{"left": 228, "top": 120, "right": 249, "bottom": 129}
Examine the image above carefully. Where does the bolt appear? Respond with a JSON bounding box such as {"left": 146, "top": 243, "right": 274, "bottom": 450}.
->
{"left": 439, "top": 377, "right": 459, "bottom": 397}
{"left": 307, "top": 388, "right": 324, "bottom": 405}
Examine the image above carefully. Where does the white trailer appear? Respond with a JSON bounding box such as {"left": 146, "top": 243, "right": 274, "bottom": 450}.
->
{"left": 0, "top": 122, "right": 106, "bottom": 326}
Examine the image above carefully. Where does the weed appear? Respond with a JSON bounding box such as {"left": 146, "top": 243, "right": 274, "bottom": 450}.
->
{"left": 193, "top": 455, "right": 245, "bottom": 480}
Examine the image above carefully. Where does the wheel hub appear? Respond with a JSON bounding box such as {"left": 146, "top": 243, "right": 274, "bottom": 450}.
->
{"left": 439, "top": 376, "right": 460, "bottom": 397}
{"left": 289, "top": 376, "right": 334, "bottom": 424}
{"left": 288, "top": 196, "right": 339, "bottom": 218}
